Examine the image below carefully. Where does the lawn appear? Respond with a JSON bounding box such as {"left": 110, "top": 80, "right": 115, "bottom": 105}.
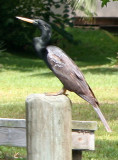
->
{"left": 0, "top": 28, "right": 118, "bottom": 159}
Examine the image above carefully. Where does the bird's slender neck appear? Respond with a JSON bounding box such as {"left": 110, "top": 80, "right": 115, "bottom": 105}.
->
{"left": 33, "top": 25, "right": 51, "bottom": 59}
{"left": 40, "top": 27, "right": 51, "bottom": 44}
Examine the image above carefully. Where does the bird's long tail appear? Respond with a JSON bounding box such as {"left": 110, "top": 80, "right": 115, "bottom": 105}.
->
{"left": 93, "top": 105, "right": 112, "bottom": 132}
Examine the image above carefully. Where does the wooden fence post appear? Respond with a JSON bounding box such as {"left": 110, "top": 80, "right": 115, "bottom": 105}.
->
{"left": 26, "top": 94, "right": 72, "bottom": 160}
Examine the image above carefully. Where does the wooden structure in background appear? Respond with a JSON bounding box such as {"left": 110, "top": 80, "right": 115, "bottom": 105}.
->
{"left": 74, "top": 17, "right": 118, "bottom": 27}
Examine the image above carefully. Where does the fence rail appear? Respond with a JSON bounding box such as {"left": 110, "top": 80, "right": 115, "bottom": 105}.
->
{"left": 0, "top": 118, "right": 97, "bottom": 149}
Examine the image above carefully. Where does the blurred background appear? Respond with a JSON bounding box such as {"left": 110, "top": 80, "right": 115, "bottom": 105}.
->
{"left": 0, "top": 0, "right": 118, "bottom": 159}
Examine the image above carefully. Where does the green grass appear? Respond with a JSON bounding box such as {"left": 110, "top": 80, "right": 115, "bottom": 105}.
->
{"left": 0, "top": 28, "right": 118, "bottom": 159}
{"left": 58, "top": 28, "right": 118, "bottom": 65}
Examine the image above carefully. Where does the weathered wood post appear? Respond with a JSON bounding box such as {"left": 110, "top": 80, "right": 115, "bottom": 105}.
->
{"left": 26, "top": 94, "right": 72, "bottom": 160}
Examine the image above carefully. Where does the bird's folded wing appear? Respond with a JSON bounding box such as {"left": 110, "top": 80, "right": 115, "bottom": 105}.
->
{"left": 47, "top": 46, "right": 90, "bottom": 91}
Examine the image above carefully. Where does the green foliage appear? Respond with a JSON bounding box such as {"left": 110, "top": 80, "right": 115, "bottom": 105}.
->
{"left": 0, "top": 0, "right": 74, "bottom": 51}
{"left": 1, "top": 0, "right": 117, "bottom": 51}
{"left": 57, "top": 28, "right": 118, "bottom": 65}
{"left": 107, "top": 53, "right": 118, "bottom": 65}
{"left": 100, "top": 0, "right": 117, "bottom": 7}
{"left": 0, "top": 41, "right": 5, "bottom": 53}
{"left": 68, "top": 0, "right": 117, "bottom": 13}
{"left": 101, "top": 0, "right": 110, "bottom": 7}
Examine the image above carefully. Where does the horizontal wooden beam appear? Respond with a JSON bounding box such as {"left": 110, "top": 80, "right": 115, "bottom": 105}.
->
{"left": 72, "top": 120, "right": 97, "bottom": 131}
{"left": 0, "top": 118, "right": 25, "bottom": 128}
{"left": 74, "top": 17, "right": 118, "bottom": 27}
{"left": 0, "top": 118, "right": 97, "bottom": 130}
{"left": 0, "top": 127, "right": 26, "bottom": 147}
{"left": 0, "top": 118, "right": 97, "bottom": 150}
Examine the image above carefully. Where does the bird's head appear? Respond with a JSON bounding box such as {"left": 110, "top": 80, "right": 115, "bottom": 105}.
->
{"left": 16, "top": 16, "right": 52, "bottom": 46}
{"left": 16, "top": 17, "right": 52, "bottom": 57}
{"left": 16, "top": 16, "right": 51, "bottom": 33}
{"left": 34, "top": 19, "right": 51, "bottom": 31}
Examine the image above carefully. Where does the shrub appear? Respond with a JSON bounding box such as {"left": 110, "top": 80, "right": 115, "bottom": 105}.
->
{"left": 0, "top": 0, "right": 75, "bottom": 52}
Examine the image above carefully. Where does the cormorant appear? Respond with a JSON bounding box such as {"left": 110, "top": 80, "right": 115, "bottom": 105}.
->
{"left": 16, "top": 16, "right": 111, "bottom": 132}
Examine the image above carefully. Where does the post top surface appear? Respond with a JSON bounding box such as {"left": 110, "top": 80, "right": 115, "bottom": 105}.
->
{"left": 26, "top": 93, "right": 72, "bottom": 104}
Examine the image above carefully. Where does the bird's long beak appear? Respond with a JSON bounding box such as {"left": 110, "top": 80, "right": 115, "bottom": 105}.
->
{"left": 16, "top": 16, "right": 34, "bottom": 23}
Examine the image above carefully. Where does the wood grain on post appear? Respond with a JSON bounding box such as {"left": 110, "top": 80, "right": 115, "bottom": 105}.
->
{"left": 26, "top": 94, "right": 72, "bottom": 160}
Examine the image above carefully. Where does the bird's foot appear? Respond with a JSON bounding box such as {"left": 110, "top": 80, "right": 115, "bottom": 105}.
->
{"left": 45, "top": 88, "right": 67, "bottom": 96}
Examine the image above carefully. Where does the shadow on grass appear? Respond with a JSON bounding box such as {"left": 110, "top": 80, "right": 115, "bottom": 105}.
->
{"left": 29, "top": 66, "right": 118, "bottom": 78}
{"left": 29, "top": 71, "right": 54, "bottom": 77}
{"left": 0, "top": 52, "right": 47, "bottom": 72}
{"left": 0, "top": 51, "right": 118, "bottom": 76}
{"left": 82, "top": 67, "right": 118, "bottom": 75}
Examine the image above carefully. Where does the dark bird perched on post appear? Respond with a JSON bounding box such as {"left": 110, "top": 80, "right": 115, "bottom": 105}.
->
{"left": 16, "top": 16, "right": 111, "bottom": 132}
